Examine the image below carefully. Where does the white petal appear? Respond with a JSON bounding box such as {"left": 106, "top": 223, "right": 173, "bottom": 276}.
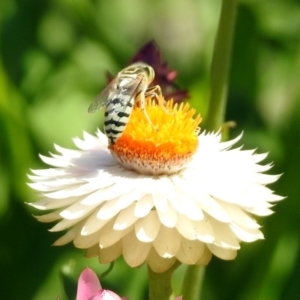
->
{"left": 176, "top": 239, "right": 205, "bottom": 264}
{"left": 166, "top": 186, "right": 186, "bottom": 214}
{"left": 50, "top": 218, "right": 81, "bottom": 232}
{"left": 115, "top": 188, "right": 146, "bottom": 210}
{"left": 60, "top": 202, "right": 95, "bottom": 220}
{"left": 209, "top": 218, "right": 240, "bottom": 249}
{"left": 146, "top": 248, "right": 177, "bottom": 273}
{"left": 182, "top": 195, "right": 205, "bottom": 221}
{"left": 54, "top": 144, "right": 81, "bottom": 158}
{"left": 218, "top": 201, "right": 260, "bottom": 229}
{"left": 30, "top": 168, "right": 68, "bottom": 177}
{"left": 81, "top": 210, "right": 111, "bottom": 235}
{"left": 195, "top": 246, "right": 212, "bottom": 265}
{"left": 114, "top": 202, "right": 138, "bottom": 230}
{"left": 153, "top": 227, "right": 181, "bottom": 258}
{"left": 267, "top": 193, "right": 285, "bottom": 203}
{"left": 79, "top": 189, "right": 110, "bottom": 207}
{"left": 99, "top": 219, "right": 132, "bottom": 248}
{"left": 168, "top": 180, "right": 204, "bottom": 221}
{"left": 96, "top": 129, "right": 109, "bottom": 144}
{"left": 230, "top": 224, "right": 264, "bottom": 242}
{"left": 85, "top": 244, "right": 99, "bottom": 258}
{"left": 27, "top": 182, "right": 59, "bottom": 192}
{"left": 171, "top": 176, "right": 231, "bottom": 222}
{"left": 176, "top": 214, "right": 197, "bottom": 240}
{"left": 82, "top": 131, "right": 105, "bottom": 148}
{"left": 28, "top": 196, "right": 78, "bottom": 210}
{"left": 156, "top": 203, "right": 178, "bottom": 228}
{"left": 96, "top": 198, "right": 121, "bottom": 220}
{"left": 74, "top": 230, "right": 100, "bottom": 249}
{"left": 176, "top": 214, "right": 215, "bottom": 243}
{"left": 135, "top": 211, "right": 161, "bottom": 242}
{"left": 81, "top": 183, "right": 133, "bottom": 206}
{"left": 216, "top": 132, "right": 243, "bottom": 150}
{"left": 207, "top": 244, "right": 237, "bottom": 260}
{"left": 193, "top": 218, "right": 215, "bottom": 243}
{"left": 39, "top": 154, "right": 70, "bottom": 168}
{"left": 98, "top": 241, "right": 122, "bottom": 263}
{"left": 152, "top": 193, "right": 168, "bottom": 213}
{"left": 53, "top": 224, "right": 81, "bottom": 246}
{"left": 134, "top": 194, "right": 154, "bottom": 218}
{"left": 122, "top": 230, "right": 152, "bottom": 267}
{"left": 243, "top": 205, "right": 275, "bottom": 216}
{"left": 34, "top": 210, "right": 62, "bottom": 223}
{"left": 44, "top": 181, "right": 107, "bottom": 198}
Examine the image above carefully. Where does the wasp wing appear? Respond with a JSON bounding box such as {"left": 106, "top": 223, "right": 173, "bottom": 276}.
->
{"left": 88, "top": 79, "right": 117, "bottom": 113}
{"left": 89, "top": 73, "right": 144, "bottom": 115}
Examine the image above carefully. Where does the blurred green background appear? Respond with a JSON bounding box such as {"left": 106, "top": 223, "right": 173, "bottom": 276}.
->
{"left": 0, "top": 0, "right": 299, "bottom": 299}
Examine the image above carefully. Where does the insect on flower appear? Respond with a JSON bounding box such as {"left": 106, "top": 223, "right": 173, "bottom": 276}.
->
{"left": 88, "top": 62, "right": 164, "bottom": 145}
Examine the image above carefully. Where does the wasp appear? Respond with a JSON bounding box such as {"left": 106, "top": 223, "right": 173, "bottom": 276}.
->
{"left": 88, "top": 62, "right": 164, "bottom": 144}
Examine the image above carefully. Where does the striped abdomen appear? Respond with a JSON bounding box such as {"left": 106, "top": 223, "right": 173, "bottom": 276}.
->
{"left": 104, "top": 97, "right": 134, "bottom": 144}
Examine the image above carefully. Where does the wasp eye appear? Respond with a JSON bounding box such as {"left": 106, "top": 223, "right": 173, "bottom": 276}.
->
{"left": 143, "top": 66, "right": 150, "bottom": 75}
{"left": 144, "top": 66, "right": 155, "bottom": 80}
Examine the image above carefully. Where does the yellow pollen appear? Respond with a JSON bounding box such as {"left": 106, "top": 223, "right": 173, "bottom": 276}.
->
{"left": 109, "top": 96, "right": 202, "bottom": 175}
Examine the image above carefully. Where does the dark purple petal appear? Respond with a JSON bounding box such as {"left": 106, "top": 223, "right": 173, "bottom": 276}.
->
{"left": 103, "top": 41, "right": 188, "bottom": 103}
{"left": 130, "top": 40, "right": 189, "bottom": 103}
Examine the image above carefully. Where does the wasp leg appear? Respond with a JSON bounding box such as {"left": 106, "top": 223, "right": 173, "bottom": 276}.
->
{"left": 145, "top": 85, "right": 171, "bottom": 115}
{"left": 136, "top": 91, "right": 156, "bottom": 127}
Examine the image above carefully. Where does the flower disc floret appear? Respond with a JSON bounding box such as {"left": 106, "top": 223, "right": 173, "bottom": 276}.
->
{"left": 109, "top": 99, "right": 201, "bottom": 175}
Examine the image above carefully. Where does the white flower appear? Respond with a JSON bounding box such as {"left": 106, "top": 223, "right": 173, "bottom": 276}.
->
{"left": 28, "top": 100, "right": 283, "bottom": 273}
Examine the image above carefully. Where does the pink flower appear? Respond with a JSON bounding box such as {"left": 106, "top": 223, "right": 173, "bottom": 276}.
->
{"left": 76, "top": 268, "right": 128, "bottom": 300}
{"left": 75, "top": 267, "right": 181, "bottom": 300}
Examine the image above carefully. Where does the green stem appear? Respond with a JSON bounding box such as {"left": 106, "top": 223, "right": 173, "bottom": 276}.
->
{"left": 206, "top": 0, "right": 238, "bottom": 131}
{"left": 181, "top": 266, "right": 205, "bottom": 300}
{"left": 148, "top": 262, "right": 180, "bottom": 300}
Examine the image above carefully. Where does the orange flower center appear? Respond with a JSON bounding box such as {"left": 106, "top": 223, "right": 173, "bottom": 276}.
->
{"left": 109, "top": 97, "right": 201, "bottom": 175}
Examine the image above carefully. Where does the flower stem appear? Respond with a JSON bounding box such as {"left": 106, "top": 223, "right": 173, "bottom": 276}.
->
{"left": 206, "top": 0, "right": 238, "bottom": 131}
{"left": 181, "top": 266, "right": 205, "bottom": 300}
{"left": 148, "top": 263, "right": 180, "bottom": 300}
